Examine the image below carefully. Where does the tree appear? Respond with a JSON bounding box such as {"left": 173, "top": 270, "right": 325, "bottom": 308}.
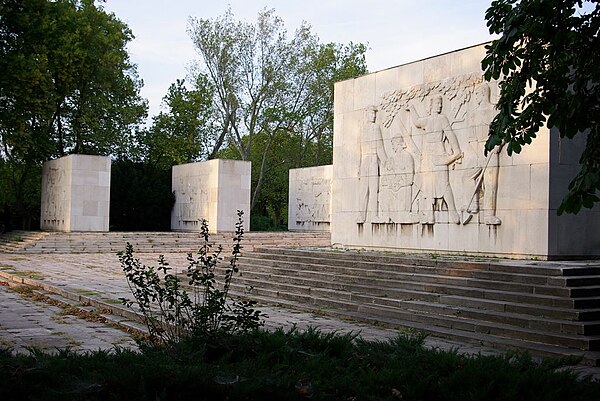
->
{"left": 287, "top": 41, "right": 368, "bottom": 167}
{"left": 143, "top": 76, "right": 216, "bottom": 169}
{"left": 188, "top": 8, "right": 367, "bottom": 214}
{"left": 0, "top": 0, "right": 147, "bottom": 228}
{"left": 482, "top": 0, "right": 599, "bottom": 214}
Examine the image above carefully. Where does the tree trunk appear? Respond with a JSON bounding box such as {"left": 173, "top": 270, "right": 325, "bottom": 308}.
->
{"left": 250, "top": 133, "right": 274, "bottom": 211}
{"left": 208, "top": 119, "right": 229, "bottom": 160}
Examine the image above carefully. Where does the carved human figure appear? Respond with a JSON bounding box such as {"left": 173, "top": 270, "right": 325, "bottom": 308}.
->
{"left": 379, "top": 136, "right": 415, "bottom": 222}
{"left": 296, "top": 180, "right": 313, "bottom": 223}
{"left": 462, "top": 83, "right": 501, "bottom": 225}
{"left": 356, "top": 106, "right": 387, "bottom": 224}
{"left": 406, "top": 95, "right": 462, "bottom": 224}
{"left": 177, "top": 178, "right": 190, "bottom": 222}
{"left": 313, "top": 181, "right": 331, "bottom": 222}
{"left": 43, "top": 167, "right": 65, "bottom": 221}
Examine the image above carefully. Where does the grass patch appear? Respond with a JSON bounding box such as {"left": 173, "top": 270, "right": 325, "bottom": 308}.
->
{"left": 74, "top": 288, "right": 101, "bottom": 296}
{"left": 9, "top": 270, "right": 45, "bottom": 280}
{"left": 0, "top": 328, "right": 597, "bottom": 401}
{"left": 104, "top": 298, "right": 125, "bottom": 305}
{"left": 7, "top": 285, "right": 127, "bottom": 335}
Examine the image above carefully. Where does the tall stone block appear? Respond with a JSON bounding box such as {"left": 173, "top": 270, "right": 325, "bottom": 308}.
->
{"left": 332, "top": 44, "right": 600, "bottom": 259}
{"left": 41, "top": 154, "right": 111, "bottom": 232}
{"left": 171, "top": 159, "right": 251, "bottom": 232}
{"left": 288, "top": 165, "right": 332, "bottom": 231}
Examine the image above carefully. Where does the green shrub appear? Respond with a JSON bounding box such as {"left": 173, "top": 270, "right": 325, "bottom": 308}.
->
{"left": 119, "top": 210, "right": 265, "bottom": 344}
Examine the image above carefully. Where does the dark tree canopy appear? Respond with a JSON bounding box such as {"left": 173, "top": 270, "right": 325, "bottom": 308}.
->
{"left": 482, "top": 0, "right": 599, "bottom": 214}
{"left": 143, "top": 76, "right": 216, "bottom": 169}
{"left": 0, "top": 0, "right": 147, "bottom": 228}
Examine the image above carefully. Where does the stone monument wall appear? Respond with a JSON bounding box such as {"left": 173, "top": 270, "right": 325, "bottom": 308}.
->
{"left": 288, "top": 165, "right": 332, "bottom": 231}
{"left": 332, "top": 44, "right": 600, "bottom": 258}
{"left": 41, "top": 155, "right": 111, "bottom": 232}
{"left": 171, "top": 159, "right": 251, "bottom": 232}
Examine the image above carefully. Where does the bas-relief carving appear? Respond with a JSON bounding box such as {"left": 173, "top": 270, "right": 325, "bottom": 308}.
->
{"left": 355, "top": 73, "right": 502, "bottom": 228}
{"left": 406, "top": 95, "right": 463, "bottom": 224}
{"left": 460, "top": 83, "right": 502, "bottom": 225}
{"left": 295, "top": 178, "right": 331, "bottom": 224}
{"left": 42, "top": 167, "right": 66, "bottom": 224}
{"left": 175, "top": 177, "right": 209, "bottom": 226}
{"left": 378, "top": 136, "right": 419, "bottom": 223}
{"left": 356, "top": 106, "right": 387, "bottom": 224}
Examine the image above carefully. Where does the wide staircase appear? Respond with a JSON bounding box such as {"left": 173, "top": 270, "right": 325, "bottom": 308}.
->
{"left": 3, "top": 230, "right": 600, "bottom": 365}
{"left": 232, "top": 246, "right": 600, "bottom": 365}
{"left": 0, "top": 230, "right": 50, "bottom": 253}
{"left": 0, "top": 231, "right": 331, "bottom": 254}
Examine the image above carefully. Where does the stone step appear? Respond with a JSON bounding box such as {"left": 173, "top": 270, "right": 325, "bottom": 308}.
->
{"left": 253, "top": 247, "right": 600, "bottom": 277}
{"left": 243, "top": 253, "right": 557, "bottom": 285}
{"left": 226, "top": 283, "right": 600, "bottom": 351}
{"left": 248, "top": 253, "right": 516, "bottom": 283}
{"left": 239, "top": 255, "right": 600, "bottom": 297}
{"left": 0, "top": 231, "right": 50, "bottom": 253}
{"left": 233, "top": 263, "right": 600, "bottom": 310}
{"left": 226, "top": 276, "right": 600, "bottom": 336}
{"left": 14, "top": 231, "right": 330, "bottom": 254}
{"left": 238, "top": 289, "right": 599, "bottom": 365}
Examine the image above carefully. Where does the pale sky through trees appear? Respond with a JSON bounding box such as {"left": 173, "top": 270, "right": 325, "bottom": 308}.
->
{"left": 102, "top": 0, "right": 494, "bottom": 119}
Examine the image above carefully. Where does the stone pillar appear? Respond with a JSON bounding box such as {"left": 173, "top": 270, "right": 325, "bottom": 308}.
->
{"left": 171, "top": 159, "right": 251, "bottom": 232}
{"left": 41, "top": 154, "right": 111, "bottom": 232}
{"left": 288, "top": 165, "right": 332, "bottom": 231}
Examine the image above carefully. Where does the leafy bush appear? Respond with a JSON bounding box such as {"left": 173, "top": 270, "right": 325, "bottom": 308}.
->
{"left": 250, "top": 214, "right": 286, "bottom": 231}
{"left": 2, "top": 329, "right": 598, "bottom": 401}
{"left": 119, "top": 210, "right": 265, "bottom": 343}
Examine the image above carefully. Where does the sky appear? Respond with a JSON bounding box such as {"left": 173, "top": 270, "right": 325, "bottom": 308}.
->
{"left": 102, "top": 0, "right": 495, "bottom": 119}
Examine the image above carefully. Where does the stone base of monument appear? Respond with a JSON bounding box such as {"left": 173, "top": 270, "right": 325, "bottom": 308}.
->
{"left": 2, "top": 231, "right": 331, "bottom": 254}
{"left": 171, "top": 159, "right": 251, "bottom": 233}
{"left": 40, "top": 154, "right": 111, "bottom": 232}
{"left": 288, "top": 165, "right": 332, "bottom": 232}
{"left": 233, "top": 247, "right": 600, "bottom": 365}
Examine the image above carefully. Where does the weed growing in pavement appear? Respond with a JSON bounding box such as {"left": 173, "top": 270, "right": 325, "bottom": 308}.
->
{"left": 119, "top": 210, "right": 265, "bottom": 344}
{"left": 8, "top": 235, "right": 23, "bottom": 242}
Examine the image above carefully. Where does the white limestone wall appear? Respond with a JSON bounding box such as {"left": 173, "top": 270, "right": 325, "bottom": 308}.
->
{"left": 171, "top": 159, "right": 251, "bottom": 233}
{"left": 331, "top": 44, "right": 600, "bottom": 259}
{"left": 41, "top": 155, "right": 110, "bottom": 232}
{"left": 288, "top": 165, "right": 332, "bottom": 231}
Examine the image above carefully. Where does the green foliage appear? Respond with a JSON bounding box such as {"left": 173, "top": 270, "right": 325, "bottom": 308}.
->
{"left": 250, "top": 214, "right": 286, "bottom": 231}
{"left": 189, "top": 9, "right": 367, "bottom": 216}
{"left": 109, "top": 160, "right": 174, "bottom": 231}
{"left": 119, "top": 210, "right": 265, "bottom": 344}
{"left": 482, "top": 0, "right": 600, "bottom": 214}
{"left": 1, "top": 329, "right": 598, "bottom": 400}
{"left": 0, "top": 157, "right": 41, "bottom": 230}
{"left": 143, "top": 76, "right": 216, "bottom": 169}
{"left": 0, "top": 0, "right": 147, "bottom": 227}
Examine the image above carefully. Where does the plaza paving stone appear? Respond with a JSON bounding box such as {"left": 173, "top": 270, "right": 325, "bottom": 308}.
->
{"left": 0, "top": 283, "right": 137, "bottom": 354}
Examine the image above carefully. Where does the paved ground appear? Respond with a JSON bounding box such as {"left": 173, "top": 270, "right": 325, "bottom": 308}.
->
{"left": 0, "top": 251, "right": 598, "bottom": 380}
{"left": 0, "top": 284, "right": 137, "bottom": 354}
